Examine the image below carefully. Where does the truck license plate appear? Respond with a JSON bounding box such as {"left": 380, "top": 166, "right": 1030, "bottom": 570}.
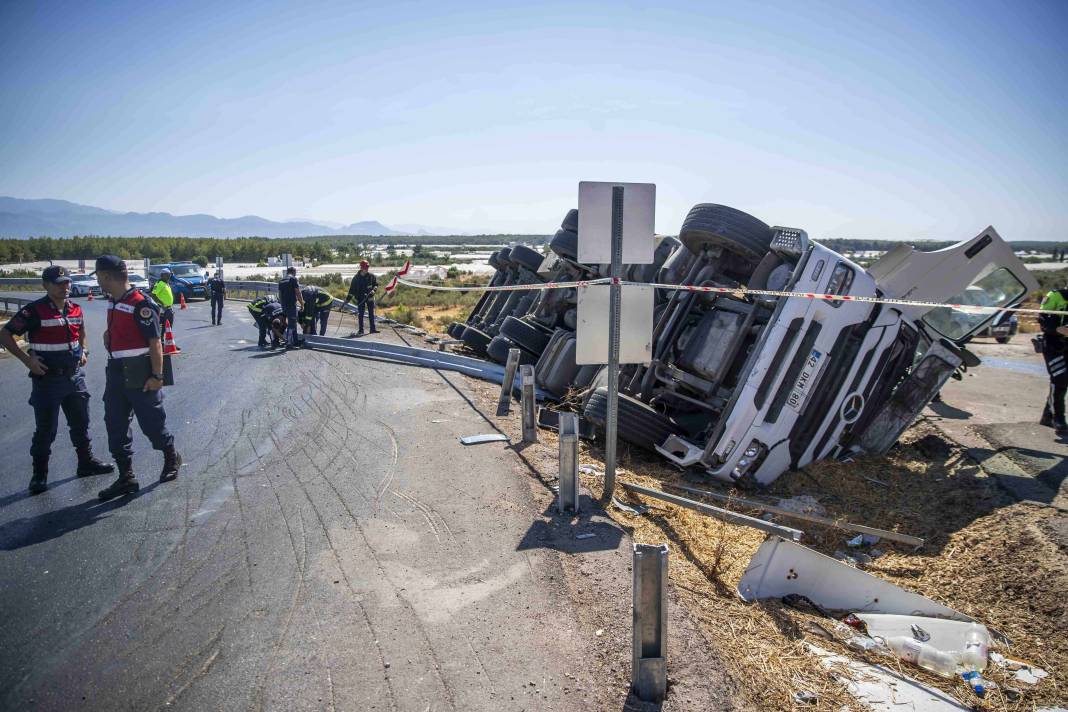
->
{"left": 787, "top": 349, "right": 823, "bottom": 413}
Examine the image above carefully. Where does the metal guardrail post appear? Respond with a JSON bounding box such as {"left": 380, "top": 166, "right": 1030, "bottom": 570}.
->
{"left": 520, "top": 364, "right": 537, "bottom": 443}
{"left": 557, "top": 413, "right": 579, "bottom": 514}
{"left": 497, "top": 347, "right": 521, "bottom": 416}
{"left": 632, "top": 543, "right": 668, "bottom": 703}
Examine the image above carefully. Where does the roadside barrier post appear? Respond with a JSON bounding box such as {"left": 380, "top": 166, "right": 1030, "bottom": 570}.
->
{"left": 557, "top": 413, "right": 580, "bottom": 514}
{"left": 497, "top": 347, "right": 521, "bottom": 416}
{"left": 632, "top": 543, "right": 668, "bottom": 703}
{"left": 520, "top": 365, "right": 537, "bottom": 443}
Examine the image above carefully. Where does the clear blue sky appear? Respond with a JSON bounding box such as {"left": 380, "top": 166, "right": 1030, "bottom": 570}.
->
{"left": 1, "top": 0, "right": 1065, "bottom": 238}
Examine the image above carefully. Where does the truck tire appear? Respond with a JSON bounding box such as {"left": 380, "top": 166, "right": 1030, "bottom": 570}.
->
{"left": 448, "top": 322, "right": 466, "bottom": 339}
{"left": 487, "top": 250, "right": 502, "bottom": 270}
{"left": 461, "top": 326, "right": 492, "bottom": 356}
{"left": 550, "top": 228, "right": 578, "bottom": 260}
{"left": 679, "top": 203, "right": 773, "bottom": 262}
{"left": 561, "top": 208, "right": 578, "bottom": 232}
{"left": 996, "top": 336, "right": 1011, "bottom": 344}
{"left": 583, "top": 387, "right": 680, "bottom": 452}
{"left": 509, "top": 245, "right": 545, "bottom": 273}
{"left": 500, "top": 316, "right": 552, "bottom": 354}
{"left": 487, "top": 334, "right": 538, "bottom": 365}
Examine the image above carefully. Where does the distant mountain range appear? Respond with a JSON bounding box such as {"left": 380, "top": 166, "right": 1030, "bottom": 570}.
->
{"left": 0, "top": 196, "right": 464, "bottom": 238}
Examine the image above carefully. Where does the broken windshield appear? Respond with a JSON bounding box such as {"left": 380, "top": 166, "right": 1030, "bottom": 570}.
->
{"left": 921, "top": 267, "right": 1026, "bottom": 342}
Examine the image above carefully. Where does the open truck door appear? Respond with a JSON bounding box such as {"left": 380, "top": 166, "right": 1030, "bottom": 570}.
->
{"left": 868, "top": 226, "right": 1038, "bottom": 344}
{"left": 852, "top": 227, "right": 1038, "bottom": 455}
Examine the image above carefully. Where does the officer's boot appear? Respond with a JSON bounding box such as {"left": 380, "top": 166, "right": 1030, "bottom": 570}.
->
{"left": 98, "top": 460, "right": 139, "bottom": 501}
{"left": 76, "top": 445, "right": 116, "bottom": 477}
{"left": 28, "top": 457, "right": 48, "bottom": 495}
{"left": 160, "top": 446, "right": 183, "bottom": 483}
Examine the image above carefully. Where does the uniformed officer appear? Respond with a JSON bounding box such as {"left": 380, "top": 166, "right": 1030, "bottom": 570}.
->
{"left": 0, "top": 266, "right": 114, "bottom": 493}
{"left": 247, "top": 294, "right": 280, "bottom": 348}
{"left": 344, "top": 261, "right": 378, "bottom": 335}
{"left": 278, "top": 266, "right": 305, "bottom": 349}
{"left": 207, "top": 270, "right": 226, "bottom": 326}
{"left": 298, "top": 285, "right": 334, "bottom": 336}
{"left": 1039, "top": 285, "right": 1068, "bottom": 433}
{"left": 93, "top": 255, "right": 183, "bottom": 500}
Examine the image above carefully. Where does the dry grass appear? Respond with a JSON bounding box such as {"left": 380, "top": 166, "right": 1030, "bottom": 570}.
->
{"left": 469, "top": 376, "right": 1068, "bottom": 711}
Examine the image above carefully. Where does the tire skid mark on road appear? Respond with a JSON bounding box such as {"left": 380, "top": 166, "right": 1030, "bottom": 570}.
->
{"left": 290, "top": 358, "right": 461, "bottom": 711}
{"left": 392, "top": 490, "right": 442, "bottom": 545}
{"left": 156, "top": 622, "right": 226, "bottom": 711}
{"left": 264, "top": 404, "right": 398, "bottom": 712}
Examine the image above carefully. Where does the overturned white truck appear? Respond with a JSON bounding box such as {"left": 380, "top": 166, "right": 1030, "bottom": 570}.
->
{"left": 458, "top": 204, "right": 1037, "bottom": 487}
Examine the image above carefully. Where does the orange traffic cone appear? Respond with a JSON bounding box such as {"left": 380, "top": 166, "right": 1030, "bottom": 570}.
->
{"left": 163, "top": 320, "right": 180, "bottom": 354}
{"left": 179, "top": 293, "right": 188, "bottom": 310}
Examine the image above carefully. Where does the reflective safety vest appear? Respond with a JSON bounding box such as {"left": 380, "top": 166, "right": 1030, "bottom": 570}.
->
{"left": 18, "top": 298, "right": 82, "bottom": 371}
{"left": 106, "top": 288, "right": 159, "bottom": 359}
{"left": 316, "top": 291, "right": 333, "bottom": 309}
{"left": 151, "top": 280, "right": 174, "bottom": 308}
{"left": 248, "top": 295, "right": 278, "bottom": 316}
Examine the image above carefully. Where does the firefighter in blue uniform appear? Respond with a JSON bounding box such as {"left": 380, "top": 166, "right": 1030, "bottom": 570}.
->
{"left": 299, "top": 285, "right": 334, "bottom": 336}
{"left": 92, "top": 255, "right": 183, "bottom": 500}
{"left": 0, "top": 266, "right": 114, "bottom": 493}
{"left": 248, "top": 294, "right": 280, "bottom": 348}
{"left": 207, "top": 270, "right": 226, "bottom": 325}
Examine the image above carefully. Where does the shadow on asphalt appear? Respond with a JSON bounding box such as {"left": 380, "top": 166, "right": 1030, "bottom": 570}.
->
{"left": 0, "top": 482, "right": 160, "bottom": 550}
{"left": 248, "top": 350, "right": 288, "bottom": 358}
{"left": 516, "top": 496, "right": 624, "bottom": 554}
{"left": 928, "top": 400, "right": 973, "bottom": 420}
{"left": 0, "top": 476, "right": 80, "bottom": 511}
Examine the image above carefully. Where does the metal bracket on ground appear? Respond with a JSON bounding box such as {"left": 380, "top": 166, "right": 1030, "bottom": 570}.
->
{"left": 632, "top": 543, "right": 668, "bottom": 703}
{"left": 557, "top": 413, "right": 580, "bottom": 514}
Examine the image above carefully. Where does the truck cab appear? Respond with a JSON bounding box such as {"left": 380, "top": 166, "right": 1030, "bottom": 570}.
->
{"left": 147, "top": 263, "right": 209, "bottom": 299}
{"left": 590, "top": 204, "right": 1036, "bottom": 487}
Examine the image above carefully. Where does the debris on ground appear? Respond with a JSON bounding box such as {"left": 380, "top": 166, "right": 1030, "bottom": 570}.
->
{"left": 459, "top": 433, "right": 510, "bottom": 445}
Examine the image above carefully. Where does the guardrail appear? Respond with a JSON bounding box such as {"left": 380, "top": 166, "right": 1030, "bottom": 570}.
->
{"left": 0, "top": 294, "right": 34, "bottom": 315}
{"left": 0, "top": 277, "right": 43, "bottom": 288}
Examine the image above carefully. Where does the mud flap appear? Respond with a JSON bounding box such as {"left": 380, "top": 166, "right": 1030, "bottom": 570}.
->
{"left": 856, "top": 341, "right": 961, "bottom": 455}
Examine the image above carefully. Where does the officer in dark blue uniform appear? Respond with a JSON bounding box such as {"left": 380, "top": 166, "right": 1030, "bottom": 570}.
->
{"left": 0, "top": 266, "right": 114, "bottom": 493}
{"left": 278, "top": 266, "right": 304, "bottom": 349}
{"left": 207, "top": 270, "right": 226, "bottom": 325}
{"left": 93, "top": 255, "right": 182, "bottom": 500}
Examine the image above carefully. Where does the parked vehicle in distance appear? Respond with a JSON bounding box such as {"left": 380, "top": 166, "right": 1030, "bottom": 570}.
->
{"left": 972, "top": 309, "right": 1018, "bottom": 344}
{"left": 147, "top": 263, "right": 208, "bottom": 299}
{"left": 128, "top": 273, "right": 148, "bottom": 287}
{"left": 68, "top": 274, "right": 102, "bottom": 297}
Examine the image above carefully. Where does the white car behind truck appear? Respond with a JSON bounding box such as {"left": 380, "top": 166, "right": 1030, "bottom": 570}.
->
{"left": 581, "top": 204, "right": 1037, "bottom": 487}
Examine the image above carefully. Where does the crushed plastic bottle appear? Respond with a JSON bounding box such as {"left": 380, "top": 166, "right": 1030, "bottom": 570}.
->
{"left": 961, "top": 670, "right": 987, "bottom": 698}
{"left": 879, "top": 636, "right": 959, "bottom": 678}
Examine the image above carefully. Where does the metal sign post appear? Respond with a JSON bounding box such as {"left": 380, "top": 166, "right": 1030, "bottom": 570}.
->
{"left": 576, "top": 181, "right": 655, "bottom": 504}
{"left": 632, "top": 543, "right": 669, "bottom": 702}
{"left": 215, "top": 256, "right": 224, "bottom": 279}
{"left": 604, "top": 186, "right": 624, "bottom": 502}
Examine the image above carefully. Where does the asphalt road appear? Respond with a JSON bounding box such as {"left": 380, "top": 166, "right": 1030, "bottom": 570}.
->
{"left": 0, "top": 296, "right": 611, "bottom": 711}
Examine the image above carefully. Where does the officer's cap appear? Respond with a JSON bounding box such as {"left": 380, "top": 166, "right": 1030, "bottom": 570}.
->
{"left": 90, "top": 255, "right": 127, "bottom": 275}
{"left": 42, "top": 265, "right": 72, "bottom": 284}
{"left": 160, "top": 268, "right": 172, "bottom": 276}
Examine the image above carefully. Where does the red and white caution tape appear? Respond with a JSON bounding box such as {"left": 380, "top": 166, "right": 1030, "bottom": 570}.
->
{"left": 392, "top": 275, "right": 1065, "bottom": 316}
{"left": 382, "top": 259, "right": 412, "bottom": 294}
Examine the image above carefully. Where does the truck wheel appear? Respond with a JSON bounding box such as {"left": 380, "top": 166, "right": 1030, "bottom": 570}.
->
{"left": 487, "top": 335, "right": 537, "bottom": 365}
{"left": 679, "top": 203, "right": 773, "bottom": 262}
{"left": 447, "top": 322, "right": 466, "bottom": 339}
{"left": 509, "top": 245, "right": 545, "bottom": 273}
{"left": 561, "top": 208, "right": 578, "bottom": 232}
{"left": 461, "top": 326, "right": 492, "bottom": 356}
{"left": 500, "top": 316, "right": 552, "bottom": 354}
{"left": 583, "top": 387, "right": 680, "bottom": 452}
{"left": 996, "top": 336, "right": 1011, "bottom": 344}
{"left": 550, "top": 228, "right": 578, "bottom": 260}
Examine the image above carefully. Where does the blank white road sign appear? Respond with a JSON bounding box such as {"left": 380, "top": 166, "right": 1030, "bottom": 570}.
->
{"left": 576, "top": 284, "right": 654, "bottom": 365}
{"left": 577, "top": 181, "right": 655, "bottom": 265}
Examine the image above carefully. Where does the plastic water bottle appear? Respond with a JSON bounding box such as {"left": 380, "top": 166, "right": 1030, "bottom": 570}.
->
{"left": 960, "top": 623, "right": 990, "bottom": 673}
{"left": 880, "top": 636, "right": 959, "bottom": 677}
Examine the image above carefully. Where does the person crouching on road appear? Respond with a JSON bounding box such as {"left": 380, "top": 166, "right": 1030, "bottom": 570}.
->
{"left": 299, "top": 285, "right": 334, "bottom": 336}
{"left": 1039, "top": 285, "right": 1068, "bottom": 434}
{"left": 248, "top": 294, "right": 281, "bottom": 348}
{"left": 93, "top": 255, "right": 183, "bottom": 500}
{"left": 0, "top": 266, "right": 114, "bottom": 494}
{"left": 207, "top": 270, "right": 226, "bottom": 326}
{"left": 345, "top": 260, "right": 378, "bottom": 335}
{"left": 278, "top": 266, "right": 304, "bottom": 349}
{"left": 262, "top": 300, "right": 286, "bottom": 349}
